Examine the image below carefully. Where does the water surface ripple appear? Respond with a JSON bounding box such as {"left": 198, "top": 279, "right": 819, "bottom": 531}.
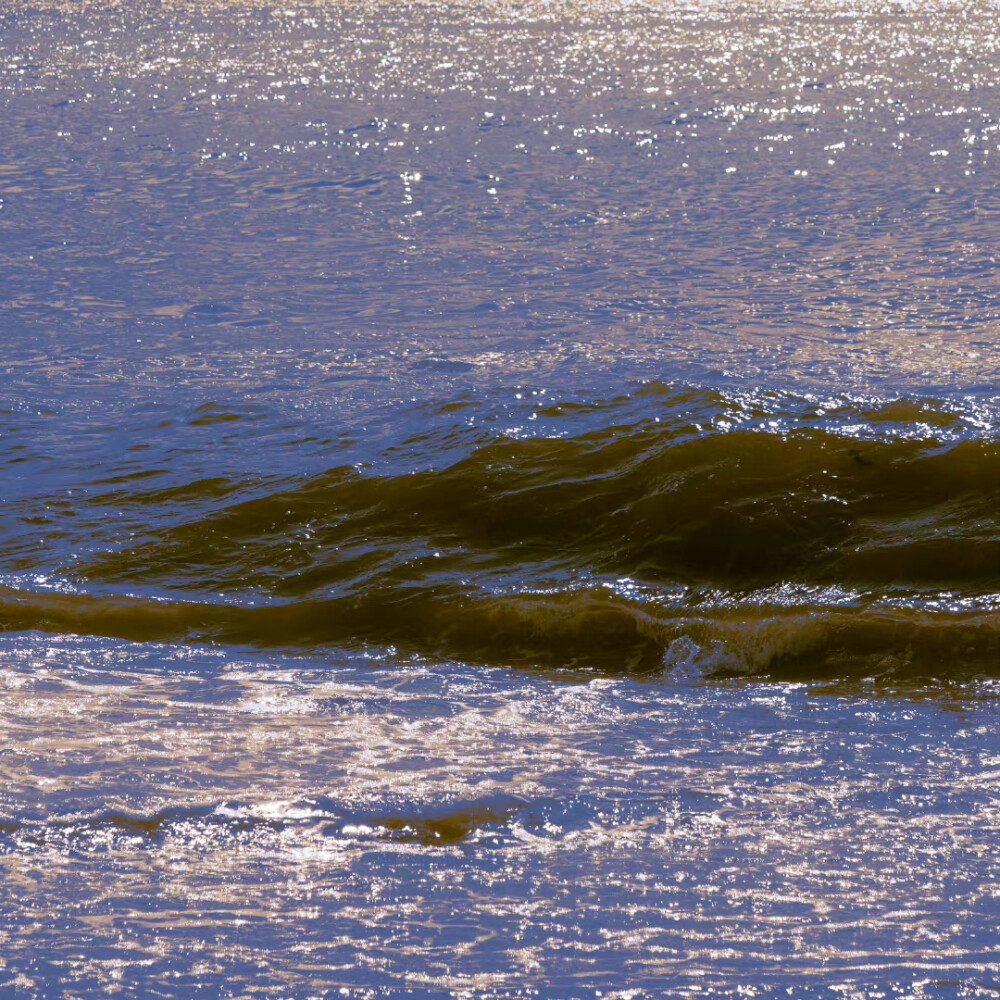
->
{"left": 1, "top": 0, "right": 999, "bottom": 996}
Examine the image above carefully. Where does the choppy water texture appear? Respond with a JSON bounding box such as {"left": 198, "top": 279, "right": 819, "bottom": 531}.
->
{"left": 0, "top": 0, "right": 999, "bottom": 996}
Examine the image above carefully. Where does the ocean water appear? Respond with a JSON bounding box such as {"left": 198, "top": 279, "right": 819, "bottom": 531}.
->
{"left": 0, "top": 0, "right": 998, "bottom": 996}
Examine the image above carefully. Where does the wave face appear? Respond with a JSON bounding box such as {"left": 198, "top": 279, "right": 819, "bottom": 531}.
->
{"left": 2, "top": 384, "right": 997, "bottom": 681}
{"left": 79, "top": 390, "right": 1000, "bottom": 591}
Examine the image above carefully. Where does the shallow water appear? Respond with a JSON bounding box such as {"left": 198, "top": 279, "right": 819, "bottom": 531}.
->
{"left": 2, "top": 636, "right": 999, "bottom": 997}
{"left": 1, "top": 0, "right": 999, "bottom": 996}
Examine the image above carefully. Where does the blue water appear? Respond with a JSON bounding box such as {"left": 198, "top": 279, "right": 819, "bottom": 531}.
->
{"left": 1, "top": 0, "right": 999, "bottom": 996}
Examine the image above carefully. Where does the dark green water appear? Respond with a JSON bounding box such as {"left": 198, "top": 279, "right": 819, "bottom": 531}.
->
{"left": 0, "top": 0, "right": 998, "bottom": 996}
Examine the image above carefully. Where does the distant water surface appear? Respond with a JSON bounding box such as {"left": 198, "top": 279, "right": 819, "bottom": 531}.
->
{"left": 0, "top": 0, "right": 998, "bottom": 996}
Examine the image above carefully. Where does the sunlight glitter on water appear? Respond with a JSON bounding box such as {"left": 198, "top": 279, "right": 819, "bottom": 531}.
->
{"left": 2, "top": 1, "right": 1000, "bottom": 996}
{"left": 1, "top": 636, "right": 999, "bottom": 995}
